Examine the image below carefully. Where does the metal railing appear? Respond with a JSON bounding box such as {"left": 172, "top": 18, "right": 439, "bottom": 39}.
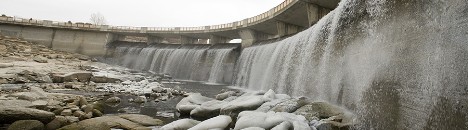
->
{"left": 0, "top": 0, "right": 297, "bottom": 33}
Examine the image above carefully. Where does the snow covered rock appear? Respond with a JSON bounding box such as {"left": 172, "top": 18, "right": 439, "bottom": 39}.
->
{"left": 176, "top": 93, "right": 214, "bottom": 116}
{"left": 188, "top": 115, "right": 232, "bottom": 130}
{"left": 270, "top": 98, "right": 308, "bottom": 113}
{"left": 190, "top": 100, "right": 227, "bottom": 120}
{"left": 215, "top": 91, "right": 236, "bottom": 100}
{"left": 233, "top": 111, "right": 311, "bottom": 130}
{"left": 160, "top": 119, "right": 201, "bottom": 130}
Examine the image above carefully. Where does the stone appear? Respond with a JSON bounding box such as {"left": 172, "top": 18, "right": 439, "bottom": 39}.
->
{"left": 161, "top": 119, "right": 201, "bottom": 130}
{"left": 0, "top": 107, "right": 55, "bottom": 124}
{"left": 74, "top": 54, "right": 90, "bottom": 61}
{"left": 45, "top": 116, "right": 68, "bottom": 130}
{"left": 77, "top": 96, "right": 88, "bottom": 106}
{"left": 81, "top": 104, "right": 93, "bottom": 113}
{"left": 293, "top": 102, "right": 345, "bottom": 120}
{"left": 216, "top": 91, "right": 236, "bottom": 100}
{"left": 65, "top": 116, "right": 79, "bottom": 123}
{"left": 133, "top": 96, "right": 146, "bottom": 103}
{"left": 90, "top": 76, "right": 121, "bottom": 83}
{"left": 59, "top": 116, "right": 143, "bottom": 130}
{"left": 105, "top": 96, "right": 121, "bottom": 103}
{"left": 33, "top": 55, "right": 48, "bottom": 63}
{"left": 32, "top": 100, "right": 48, "bottom": 107}
{"left": 0, "top": 100, "right": 33, "bottom": 108}
{"left": 151, "top": 86, "right": 165, "bottom": 93}
{"left": 73, "top": 110, "right": 85, "bottom": 118}
{"left": 189, "top": 115, "right": 232, "bottom": 130}
{"left": 51, "top": 107, "right": 64, "bottom": 115}
{"left": 92, "top": 109, "right": 103, "bottom": 117}
{"left": 0, "top": 44, "right": 7, "bottom": 54}
{"left": 176, "top": 93, "right": 214, "bottom": 116}
{"left": 315, "top": 121, "right": 351, "bottom": 130}
{"left": 62, "top": 72, "right": 93, "bottom": 83}
{"left": 60, "top": 109, "right": 72, "bottom": 116}
{"left": 190, "top": 100, "right": 227, "bottom": 120}
{"left": 118, "top": 114, "right": 164, "bottom": 126}
{"left": 7, "top": 120, "right": 44, "bottom": 130}
{"left": 58, "top": 123, "right": 111, "bottom": 130}
{"left": 271, "top": 98, "right": 308, "bottom": 113}
{"left": 0, "top": 63, "right": 13, "bottom": 68}
{"left": 8, "top": 87, "right": 48, "bottom": 101}
{"left": 78, "top": 112, "right": 93, "bottom": 120}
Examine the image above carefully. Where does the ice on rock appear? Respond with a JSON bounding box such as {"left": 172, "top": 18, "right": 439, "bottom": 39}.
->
{"left": 190, "top": 100, "right": 228, "bottom": 119}
{"left": 241, "top": 127, "right": 266, "bottom": 130}
{"left": 176, "top": 93, "right": 214, "bottom": 115}
{"left": 188, "top": 115, "right": 232, "bottom": 130}
{"left": 160, "top": 119, "right": 201, "bottom": 130}
{"left": 234, "top": 111, "right": 311, "bottom": 130}
{"left": 221, "top": 90, "right": 278, "bottom": 115}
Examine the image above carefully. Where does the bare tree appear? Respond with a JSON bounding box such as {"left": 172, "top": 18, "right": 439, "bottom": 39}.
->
{"left": 90, "top": 13, "right": 107, "bottom": 25}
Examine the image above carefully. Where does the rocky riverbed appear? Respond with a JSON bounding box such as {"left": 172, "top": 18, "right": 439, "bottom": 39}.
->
{"left": 0, "top": 35, "right": 355, "bottom": 130}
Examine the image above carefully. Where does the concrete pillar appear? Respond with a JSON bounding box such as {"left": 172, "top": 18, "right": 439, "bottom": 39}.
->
{"left": 276, "top": 21, "right": 302, "bottom": 37}
{"left": 180, "top": 35, "right": 197, "bottom": 44}
{"left": 306, "top": 4, "right": 332, "bottom": 26}
{"left": 210, "top": 35, "right": 231, "bottom": 44}
{"left": 147, "top": 35, "right": 162, "bottom": 44}
{"left": 239, "top": 29, "right": 271, "bottom": 49}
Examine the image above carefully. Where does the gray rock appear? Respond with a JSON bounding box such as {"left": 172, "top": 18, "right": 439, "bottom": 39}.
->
{"left": 105, "top": 96, "right": 121, "bottom": 103}
{"left": 32, "top": 100, "right": 48, "bottom": 108}
{"left": 271, "top": 98, "right": 308, "bottom": 113}
{"left": 176, "top": 93, "right": 214, "bottom": 116}
{"left": 52, "top": 72, "right": 93, "bottom": 83}
{"left": 190, "top": 100, "right": 227, "bottom": 120}
{"left": 161, "top": 119, "right": 201, "bottom": 130}
{"left": 45, "top": 116, "right": 68, "bottom": 130}
{"left": 215, "top": 91, "right": 236, "bottom": 100}
{"left": 33, "top": 55, "right": 48, "bottom": 63}
{"left": 0, "top": 63, "right": 13, "bottom": 68}
{"left": 7, "top": 120, "right": 44, "bottom": 130}
{"left": 73, "top": 111, "right": 85, "bottom": 118}
{"left": 0, "top": 107, "right": 55, "bottom": 124}
{"left": 0, "top": 100, "right": 33, "bottom": 108}
{"left": 65, "top": 116, "right": 79, "bottom": 123}
{"left": 60, "top": 109, "right": 72, "bottom": 116}
{"left": 92, "top": 109, "right": 103, "bottom": 117}
{"left": 81, "top": 104, "right": 93, "bottom": 113}
{"left": 118, "top": 114, "right": 164, "bottom": 126}
{"left": 90, "top": 76, "right": 121, "bottom": 83}
{"left": 59, "top": 116, "right": 143, "bottom": 130}
{"left": 133, "top": 96, "right": 146, "bottom": 103}
{"left": 293, "top": 102, "right": 345, "bottom": 120}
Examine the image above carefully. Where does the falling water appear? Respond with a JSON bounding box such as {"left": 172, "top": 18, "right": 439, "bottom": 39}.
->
{"left": 207, "top": 49, "right": 234, "bottom": 83}
{"left": 113, "top": 44, "right": 238, "bottom": 84}
{"left": 234, "top": 0, "right": 468, "bottom": 129}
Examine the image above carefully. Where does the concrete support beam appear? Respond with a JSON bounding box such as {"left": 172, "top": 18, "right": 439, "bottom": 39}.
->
{"left": 180, "top": 35, "right": 197, "bottom": 44}
{"left": 147, "top": 35, "right": 162, "bottom": 44}
{"left": 276, "top": 21, "right": 302, "bottom": 37}
{"left": 239, "top": 29, "right": 271, "bottom": 49}
{"left": 306, "top": 3, "right": 332, "bottom": 26}
{"left": 209, "top": 35, "right": 231, "bottom": 44}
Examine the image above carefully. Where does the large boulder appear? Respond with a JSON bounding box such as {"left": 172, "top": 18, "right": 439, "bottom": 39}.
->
{"left": 7, "top": 120, "right": 44, "bottom": 130}
{"left": 233, "top": 111, "right": 310, "bottom": 130}
{"left": 188, "top": 115, "right": 232, "bottom": 130}
{"left": 176, "top": 93, "right": 214, "bottom": 116}
{"left": 45, "top": 116, "right": 69, "bottom": 130}
{"left": 220, "top": 95, "right": 266, "bottom": 117}
{"left": 160, "top": 119, "right": 201, "bottom": 130}
{"left": 118, "top": 114, "right": 163, "bottom": 126}
{"left": 0, "top": 100, "right": 33, "bottom": 108}
{"left": 270, "top": 98, "right": 308, "bottom": 113}
{"left": 215, "top": 91, "right": 236, "bottom": 100}
{"left": 190, "top": 100, "right": 227, "bottom": 120}
{"left": 0, "top": 107, "right": 55, "bottom": 124}
{"left": 58, "top": 116, "right": 145, "bottom": 130}
{"left": 293, "top": 102, "right": 345, "bottom": 120}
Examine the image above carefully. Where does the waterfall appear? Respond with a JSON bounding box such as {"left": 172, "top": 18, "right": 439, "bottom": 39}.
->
{"left": 112, "top": 44, "right": 238, "bottom": 83}
{"left": 234, "top": 0, "right": 468, "bottom": 129}
{"left": 207, "top": 49, "right": 234, "bottom": 83}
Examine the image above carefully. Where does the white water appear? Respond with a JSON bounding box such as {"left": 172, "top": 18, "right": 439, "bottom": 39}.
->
{"left": 234, "top": 0, "right": 468, "bottom": 129}
{"left": 207, "top": 49, "right": 234, "bottom": 83}
{"left": 114, "top": 44, "right": 236, "bottom": 83}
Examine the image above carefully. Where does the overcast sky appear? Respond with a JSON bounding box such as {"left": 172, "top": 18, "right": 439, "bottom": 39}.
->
{"left": 0, "top": 0, "right": 284, "bottom": 27}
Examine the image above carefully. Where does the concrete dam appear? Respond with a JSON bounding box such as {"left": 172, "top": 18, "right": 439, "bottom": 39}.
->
{"left": 1, "top": 0, "right": 468, "bottom": 129}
